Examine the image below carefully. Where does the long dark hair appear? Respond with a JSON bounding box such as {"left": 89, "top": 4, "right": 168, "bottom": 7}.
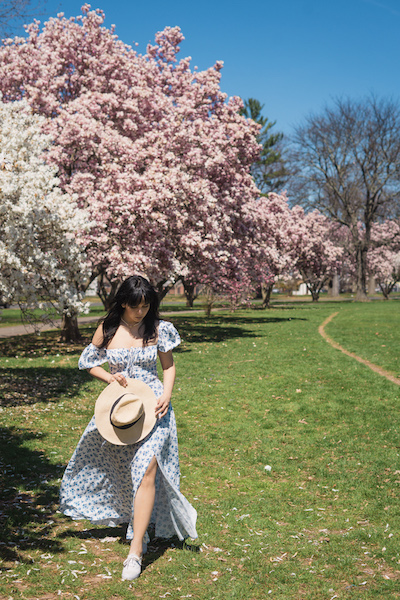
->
{"left": 98, "top": 275, "right": 160, "bottom": 349}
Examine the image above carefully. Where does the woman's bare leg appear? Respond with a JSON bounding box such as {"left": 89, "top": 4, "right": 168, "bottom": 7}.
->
{"left": 129, "top": 456, "right": 158, "bottom": 557}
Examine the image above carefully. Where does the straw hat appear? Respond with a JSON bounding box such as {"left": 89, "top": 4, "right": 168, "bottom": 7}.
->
{"left": 95, "top": 378, "right": 157, "bottom": 445}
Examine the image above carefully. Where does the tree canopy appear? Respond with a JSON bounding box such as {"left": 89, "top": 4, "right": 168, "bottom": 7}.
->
{"left": 0, "top": 7, "right": 260, "bottom": 314}
{"left": 0, "top": 97, "right": 89, "bottom": 331}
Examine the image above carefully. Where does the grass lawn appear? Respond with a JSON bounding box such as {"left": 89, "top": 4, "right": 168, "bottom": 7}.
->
{"left": 0, "top": 301, "right": 399, "bottom": 599}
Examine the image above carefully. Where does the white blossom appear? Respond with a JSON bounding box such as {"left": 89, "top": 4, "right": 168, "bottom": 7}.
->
{"left": 0, "top": 97, "right": 90, "bottom": 318}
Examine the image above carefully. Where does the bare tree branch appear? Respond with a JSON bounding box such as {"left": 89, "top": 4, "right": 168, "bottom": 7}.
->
{"left": 0, "top": 0, "right": 47, "bottom": 38}
{"left": 288, "top": 95, "right": 400, "bottom": 299}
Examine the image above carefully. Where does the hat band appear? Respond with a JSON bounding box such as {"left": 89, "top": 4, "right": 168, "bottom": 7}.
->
{"left": 109, "top": 394, "right": 143, "bottom": 430}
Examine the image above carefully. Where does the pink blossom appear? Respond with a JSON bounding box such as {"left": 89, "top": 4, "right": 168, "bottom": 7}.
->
{"left": 0, "top": 6, "right": 260, "bottom": 303}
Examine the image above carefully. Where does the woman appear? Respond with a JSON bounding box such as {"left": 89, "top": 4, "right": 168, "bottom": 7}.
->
{"left": 59, "top": 275, "right": 197, "bottom": 581}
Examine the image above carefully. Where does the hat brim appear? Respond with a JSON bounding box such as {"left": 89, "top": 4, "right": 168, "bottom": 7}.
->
{"left": 95, "top": 378, "right": 157, "bottom": 445}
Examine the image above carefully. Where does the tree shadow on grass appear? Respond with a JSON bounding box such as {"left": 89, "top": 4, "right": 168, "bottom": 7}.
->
{"left": 142, "top": 536, "right": 200, "bottom": 573}
{"left": 0, "top": 426, "right": 63, "bottom": 566}
{"left": 171, "top": 314, "right": 308, "bottom": 346}
{"left": 0, "top": 327, "right": 92, "bottom": 359}
{"left": 269, "top": 300, "right": 354, "bottom": 309}
{"left": 0, "top": 366, "right": 91, "bottom": 407}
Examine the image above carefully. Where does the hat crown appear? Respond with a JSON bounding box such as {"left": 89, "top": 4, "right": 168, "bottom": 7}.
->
{"left": 95, "top": 378, "right": 157, "bottom": 445}
{"left": 110, "top": 395, "right": 144, "bottom": 428}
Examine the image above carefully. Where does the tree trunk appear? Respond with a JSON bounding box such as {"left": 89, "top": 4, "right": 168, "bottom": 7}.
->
{"left": 182, "top": 279, "right": 198, "bottom": 308}
{"left": 355, "top": 244, "right": 368, "bottom": 301}
{"left": 156, "top": 282, "right": 174, "bottom": 302}
{"left": 368, "top": 275, "right": 376, "bottom": 296}
{"left": 261, "top": 282, "right": 273, "bottom": 308}
{"left": 60, "top": 313, "right": 82, "bottom": 343}
{"left": 379, "top": 282, "right": 393, "bottom": 300}
{"left": 204, "top": 287, "right": 215, "bottom": 317}
{"left": 328, "top": 273, "right": 340, "bottom": 297}
{"left": 305, "top": 282, "right": 320, "bottom": 301}
{"left": 98, "top": 274, "right": 120, "bottom": 310}
{"left": 185, "top": 294, "right": 194, "bottom": 308}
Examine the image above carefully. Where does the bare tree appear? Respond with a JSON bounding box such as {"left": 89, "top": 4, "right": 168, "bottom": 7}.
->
{"left": 289, "top": 96, "right": 400, "bottom": 300}
{"left": 0, "top": 0, "right": 46, "bottom": 38}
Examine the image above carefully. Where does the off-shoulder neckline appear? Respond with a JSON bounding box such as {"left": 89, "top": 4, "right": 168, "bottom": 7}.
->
{"left": 106, "top": 344, "right": 158, "bottom": 351}
{"left": 90, "top": 320, "right": 175, "bottom": 351}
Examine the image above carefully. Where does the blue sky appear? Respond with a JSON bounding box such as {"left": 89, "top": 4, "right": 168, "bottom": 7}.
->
{"left": 10, "top": 0, "right": 400, "bottom": 136}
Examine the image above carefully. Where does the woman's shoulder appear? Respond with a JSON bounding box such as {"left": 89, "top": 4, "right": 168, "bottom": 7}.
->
{"left": 78, "top": 341, "right": 108, "bottom": 369}
{"left": 157, "top": 319, "right": 179, "bottom": 333}
{"left": 157, "top": 320, "right": 181, "bottom": 352}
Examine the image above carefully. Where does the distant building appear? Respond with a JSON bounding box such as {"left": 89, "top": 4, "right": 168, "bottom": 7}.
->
{"left": 292, "top": 282, "right": 311, "bottom": 296}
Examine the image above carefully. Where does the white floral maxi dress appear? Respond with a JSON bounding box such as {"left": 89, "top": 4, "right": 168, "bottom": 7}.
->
{"left": 59, "top": 320, "right": 197, "bottom": 541}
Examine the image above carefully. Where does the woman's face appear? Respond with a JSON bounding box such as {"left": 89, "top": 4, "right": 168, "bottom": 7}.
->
{"left": 122, "top": 298, "right": 150, "bottom": 324}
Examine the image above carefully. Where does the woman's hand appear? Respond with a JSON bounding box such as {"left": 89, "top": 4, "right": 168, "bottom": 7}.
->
{"left": 155, "top": 394, "right": 171, "bottom": 419}
{"left": 108, "top": 372, "right": 128, "bottom": 387}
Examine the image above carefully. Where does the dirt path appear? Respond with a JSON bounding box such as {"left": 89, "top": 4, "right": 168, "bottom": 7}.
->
{"left": 319, "top": 312, "right": 400, "bottom": 386}
{"left": 0, "top": 310, "right": 205, "bottom": 339}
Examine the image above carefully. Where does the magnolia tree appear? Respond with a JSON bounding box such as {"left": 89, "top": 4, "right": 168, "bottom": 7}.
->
{"left": 0, "top": 97, "right": 89, "bottom": 339}
{"left": 0, "top": 6, "right": 261, "bottom": 309}
{"left": 193, "top": 192, "right": 295, "bottom": 314}
{"left": 367, "top": 220, "right": 400, "bottom": 299}
{"left": 339, "top": 219, "right": 400, "bottom": 297}
{"left": 289, "top": 207, "right": 343, "bottom": 301}
{"left": 368, "top": 246, "right": 400, "bottom": 299}
{"left": 199, "top": 254, "right": 255, "bottom": 316}
{"left": 246, "top": 192, "right": 294, "bottom": 307}
{"left": 133, "top": 27, "right": 260, "bottom": 303}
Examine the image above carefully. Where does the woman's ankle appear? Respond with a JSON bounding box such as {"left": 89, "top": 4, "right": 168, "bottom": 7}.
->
{"left": 129, "top": 541, "right": 143, "bottom": 558}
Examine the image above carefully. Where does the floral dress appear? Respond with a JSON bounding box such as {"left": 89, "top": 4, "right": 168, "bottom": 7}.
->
{"left": 59, "top": 320, "right": 197, "bottom": 542}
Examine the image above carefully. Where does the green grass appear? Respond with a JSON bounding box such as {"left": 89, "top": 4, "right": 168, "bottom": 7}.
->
{"left": 324, "top": 300, "right": 400, "bottom": 376}
{"left": 0, "top": 302, "right": 399, "bottom": 599}
{"left": 0, "top": 307, "right": 51, "bottom": 327}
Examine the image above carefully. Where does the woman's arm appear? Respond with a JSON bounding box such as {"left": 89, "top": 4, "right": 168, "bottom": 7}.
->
{"left": 88, "top": 365, "right": 127, "bottom": 386}
{"left": 156, "top": 349, "right": 176, "bottom": 419}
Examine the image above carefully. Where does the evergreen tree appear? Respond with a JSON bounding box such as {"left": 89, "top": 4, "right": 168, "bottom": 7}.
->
{"left": 240, "top": 98, "right": 287, "bottom": 194}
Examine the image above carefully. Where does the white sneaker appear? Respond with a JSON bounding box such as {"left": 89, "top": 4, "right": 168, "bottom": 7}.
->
{"left": 122, "top": 554, "right": 142, "bottom": 581}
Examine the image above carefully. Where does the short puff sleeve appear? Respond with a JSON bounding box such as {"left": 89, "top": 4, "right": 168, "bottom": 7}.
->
{"left": 157, "top": 320, "right": 181, "bottom": 353}
{"left": 78, "top": 343, "right": 108, "bottom": 370}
